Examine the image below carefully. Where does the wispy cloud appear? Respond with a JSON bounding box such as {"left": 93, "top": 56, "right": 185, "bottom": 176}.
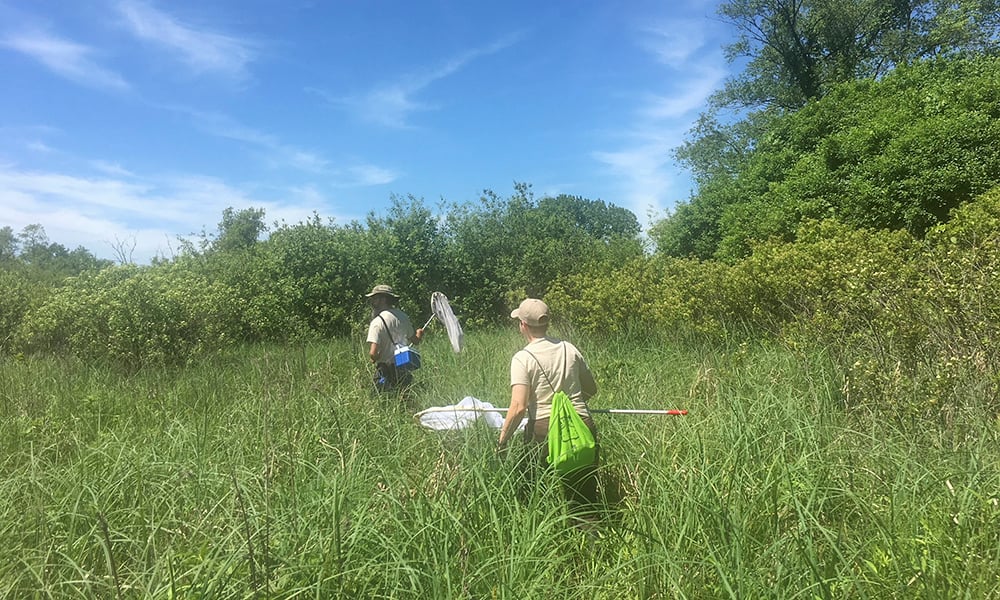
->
{"left": 638, "top": 69, "right": 726, "bottom": 120}
{"left": 0, "top": 30, "right": 130, "bottom": 91}
{"left": 115, "top": 1, "right": 257, "bottom": 81}
{"left": 343, "top": 165, "right": 397, "bottom": 187}
{"left": 167, "top": 106, "right": 330, "bottom": 173}
{"left": 639, "top": 20, "right": 709, "bottom": 68}
{"left": 592, "top": 128, "right": 689, "bottom": 222}
{"left": 27, "top": 140, "right": 56, "bottom": 153}
{"left": 317, "top": 32, "right": 524, "bottom": 128}
{"left": 90, "top": 160, "right": 135, "bottom": 178}
{"left": 592, "top": 19, "right": 725, "bottom": 222}
{"left": 0, "top": 164, "right": 341, "bottom": 262}
{"left": 166, "top": 105, "right": 399, "bottom": 185}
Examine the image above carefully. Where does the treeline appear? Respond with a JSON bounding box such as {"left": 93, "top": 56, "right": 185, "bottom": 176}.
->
{"left": 553, "top": 187, "right": 1000, "bottom": 421}
{"left": 2, "top": 188, "right": 997, "bottom": 421}
{"left": 0, "top": 186, "right": 644, "bottom": 364}
{"left": 653, "top": 54, "right": 1000, "bottom": 260}
{"left": 2, "top": 52, "right": 998, "bottom": 421}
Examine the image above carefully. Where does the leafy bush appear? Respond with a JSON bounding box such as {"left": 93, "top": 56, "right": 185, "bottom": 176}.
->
{"left": 444, "top": 185, "right": 644, "bottom": 325}
{"left": 16, "top": 264, "right": 250, "bottom": 366}
{"left": 547, "top": 256, "right": 736, "bottom": 338}
{"left": 265, "top": 216, "right": 375, "bottom": 337}
{"left": 0, "top": 269, "right": 48, "bottom": 355}
{"left": 656, "top": 54, "right": 1000, "bottom": 260}
{"left": 552, "top": 187, "right": 1000, "bottom": 422}
{"left": 916, "top": 185, "right": 1000, "bottom": 416}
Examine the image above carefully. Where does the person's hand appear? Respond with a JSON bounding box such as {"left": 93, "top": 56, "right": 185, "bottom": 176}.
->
{"left": 415, "top": 328, "right": 425, "bottom": 341}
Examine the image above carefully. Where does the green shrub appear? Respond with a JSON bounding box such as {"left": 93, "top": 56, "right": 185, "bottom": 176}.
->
{"left": 547, "top": 256, "right": 737, "bottom": 339}
{"left": 0, "top": 269, "right": 48, "bottom": 354}
{"left": 16, "top": 264, "right": 250, "bottom": 365}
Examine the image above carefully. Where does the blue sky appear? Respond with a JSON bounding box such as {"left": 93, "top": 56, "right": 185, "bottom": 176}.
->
{"left": 1, "top": 0, "right": 734, "bottom": 262}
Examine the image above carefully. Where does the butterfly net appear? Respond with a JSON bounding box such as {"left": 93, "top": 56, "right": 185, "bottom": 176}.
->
{"left": 431, "top": 291, "right": 464, "bottom": 352}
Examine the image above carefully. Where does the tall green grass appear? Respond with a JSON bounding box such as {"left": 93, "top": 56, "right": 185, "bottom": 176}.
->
{"left": 1, "top": 330, "right": 997, "bottom": 598}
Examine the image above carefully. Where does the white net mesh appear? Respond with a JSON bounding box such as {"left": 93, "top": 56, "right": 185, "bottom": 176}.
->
{"left": 415, "top": 396, "right": 517, "bottom": 430}
{"left": 430, "top": 291, "right": 464, "bottom": 352}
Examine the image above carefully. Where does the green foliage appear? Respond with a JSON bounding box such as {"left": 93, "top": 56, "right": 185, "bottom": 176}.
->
{"left": 1, "top": 223, "right": 112, "bottom": 281}
{"left": 0, "top": 269, "right": 48, "bottom": 354}
{"left": 444, "top": 184, "right": 644, "bottom": 324}
{"left": 265, "top": 215, "right": 375, "bottom": 337}
{"left": 16, "top": 264, "right": 250, "bottom": 366}
{"left": 715, "top": 0, "right": 1000, "bottom": 111}
{"left": 548, "top": 256, "right": 736, "bottom": 339}
{"left": 0, "top": 224, "right": 112, "bottom": 355}
{"left": 176, "top": 248, "right": 307, "bottom": 342}
{"left": 915, "top": 185, "right": 1000, "bottom": 416}
{"left": 212, "top": 206, "right": 267, "bottom": 253}
{"left": 659, "top": 55, "right": 1000, "bottom": 260}
{"left": 1, "top": 334, "right": 997, "bottom": 598}
{"left": 0, "top": 226, "right": 16, "bottom": 263}
{"left": 561, "top": 186, "right": 1000, "bottom": 420}
{"left": 364, "top": 195, "right": 448, "bottom": 317}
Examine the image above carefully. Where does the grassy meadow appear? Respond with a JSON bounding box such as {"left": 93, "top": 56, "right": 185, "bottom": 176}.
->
{"left": 1, "top": 328, "right": 998, "bottom": 599}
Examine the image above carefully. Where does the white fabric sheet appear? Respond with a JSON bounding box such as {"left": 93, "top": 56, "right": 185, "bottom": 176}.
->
{"left": 417, "top": 396, "right": 524, "bottom": 431}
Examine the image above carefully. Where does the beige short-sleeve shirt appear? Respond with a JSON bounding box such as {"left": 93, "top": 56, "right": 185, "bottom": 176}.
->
{"left": 367, "top": 308, "right": 415, "bottom": 364}
{"left": 510, "top": 337, "right": 592, "bottom": 421}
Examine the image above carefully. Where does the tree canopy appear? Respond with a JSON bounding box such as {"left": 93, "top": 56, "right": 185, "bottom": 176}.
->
{"left": 657, "top": 53, "right": 1000, "bottom": 260}
{"left": 656, "top": 0, "right": 1000, "bottom": 260}
{"left": 715, "top": 0, "right": 1000, "bottom": 111}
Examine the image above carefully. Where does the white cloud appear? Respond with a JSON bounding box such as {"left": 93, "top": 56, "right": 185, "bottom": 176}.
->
{"left": 0, "top": 165, "right": 343, "bottom": 262}
{"left": 168, "top": 106, "right": 331, "bottom": 173}
{"left": 320, "top": 32, "right": 524, "bottom": 128}
{"left": 638, "top": 67, "right": 726, "bottom": 120}
{"left": 27, "top": 140, "right": 56, "bottom": 153}
{"left": 90, "top": 160, "right": 135, "bottom": 178}
{"left": 640, "top": 20, "right": 708, "bottom": 68}
{"left": 593, "top": 136, "right": 685, "bottom": 220}
{"left": 591, "top": 17, "right": 725, "bottom": 222}
{"left": 344, "top": 165, "right": 398, "bottom": 187}
{"left": 115, "top": 0, "right": 257, "bottom": 81}
{"left": 167, "top": 106, "right": 399, "bottom": 185}
{"left": 0, "top": 30, "right": 130, "bottom": 91}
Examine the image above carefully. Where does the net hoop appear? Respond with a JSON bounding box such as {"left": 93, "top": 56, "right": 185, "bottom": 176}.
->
{"left": 430, "top": 291, "right": 464, "bottom": 353}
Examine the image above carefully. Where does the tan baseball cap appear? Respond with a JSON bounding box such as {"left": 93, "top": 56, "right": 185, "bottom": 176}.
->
{"left": 510, "top": 298, "right": 550, "bottom": 327}
{"left": 365, "top": 284, "right": 399, "bottom": 298}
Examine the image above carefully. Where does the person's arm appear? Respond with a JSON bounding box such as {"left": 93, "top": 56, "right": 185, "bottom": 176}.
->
{"left": 369, "top": 342, "right": 379, "bottom": 363}
{"left": 580, "top": 361, "right": 598, "bottom": 401}
{"left": 409, "top": 328, "right": 424, "bottom": 345}
{"left": 497, "top": 383, "right": 529, "bottom": 449}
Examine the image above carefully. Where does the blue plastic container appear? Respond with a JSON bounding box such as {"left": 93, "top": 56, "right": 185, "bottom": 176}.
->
{"left": 394, "top": 345, "right": 421, "bottom": 370}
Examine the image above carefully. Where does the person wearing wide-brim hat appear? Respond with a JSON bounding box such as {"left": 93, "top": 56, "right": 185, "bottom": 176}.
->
{"left": 365, "top": 285, "right": 424, "bottom": 392}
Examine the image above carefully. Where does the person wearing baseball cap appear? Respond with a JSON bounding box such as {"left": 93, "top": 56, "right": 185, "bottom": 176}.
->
{"left": 499, "top": 297, "right": 600, "bottom": 514}
{"left": 365, "top": 284, "right": 424, "bottom": 392}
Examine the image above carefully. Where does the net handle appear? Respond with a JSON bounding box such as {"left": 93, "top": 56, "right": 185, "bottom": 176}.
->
{"left": 414, "top": 406, "right": 688, "bottom": 418}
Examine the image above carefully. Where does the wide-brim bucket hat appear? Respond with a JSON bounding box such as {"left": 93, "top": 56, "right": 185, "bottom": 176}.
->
{"left": 365, "top": 284, "right": 400, "bottom": 298}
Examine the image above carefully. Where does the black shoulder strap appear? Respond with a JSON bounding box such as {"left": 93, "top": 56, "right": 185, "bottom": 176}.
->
{"left": 376, "top": 312, "right": 398, "bottom": 346}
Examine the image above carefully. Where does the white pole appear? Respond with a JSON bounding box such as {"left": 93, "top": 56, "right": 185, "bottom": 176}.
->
{"left": 413, "top": 406, "right": 687, "bottom": 418}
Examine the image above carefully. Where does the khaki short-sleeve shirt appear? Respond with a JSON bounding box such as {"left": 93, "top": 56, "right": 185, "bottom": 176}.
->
{"left": 510, "top": 337, "right": 592, "bottom": 421}
{"left": 367, "top": 308, "right": 415, "bottom": 364}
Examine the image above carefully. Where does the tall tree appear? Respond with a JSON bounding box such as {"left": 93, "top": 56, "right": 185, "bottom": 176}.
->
{"left": 0, "top": 226, "right": 17, "bottom": 264}
{"left": 212, "top": 207, "right": 267, "bottom": 253}
{"left": 658, "top": 55, "right": 1000, "bottom": 260}
{"left": 715, "top": 0, "right": 1000, "bottom": 111}
{"left": 659, "top": 0, "right": 1000, "bottom": 258}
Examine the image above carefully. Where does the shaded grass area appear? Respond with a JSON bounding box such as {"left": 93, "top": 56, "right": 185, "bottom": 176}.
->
{"left": 1, "top": 330, "right": 997, "bottom": 598}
